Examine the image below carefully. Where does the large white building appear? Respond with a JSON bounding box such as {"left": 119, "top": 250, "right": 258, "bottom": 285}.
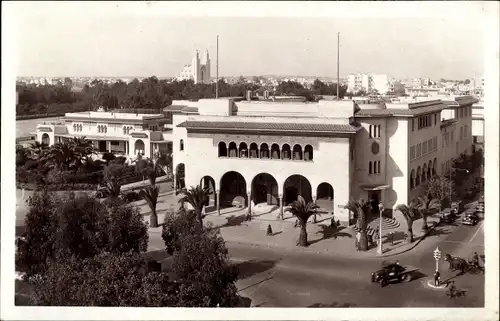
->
{"left": 34, "top": 94, "right": 476, "bottom": 224}
{"left": 177, "top": 50, "right": 211, "bottom": 84}
{"left": 35, "top": 109, "right": 174, "bottom": 162}
{"left": 164, "top": 95, "right": 476, "bottom": 224}
{"left": 347, "top": 73, "right": 393, "bottom": 95}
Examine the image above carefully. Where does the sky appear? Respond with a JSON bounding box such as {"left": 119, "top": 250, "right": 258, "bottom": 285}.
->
{"left": 9, "top": 2, "right": 491, "bottom": 79}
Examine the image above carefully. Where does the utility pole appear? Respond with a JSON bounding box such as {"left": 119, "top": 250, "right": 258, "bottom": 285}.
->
{"left": 337, "top": 32, "right": 340, "bottom": 100}
{"left": 216, "top": 35, "right": 219, "bottom": 99}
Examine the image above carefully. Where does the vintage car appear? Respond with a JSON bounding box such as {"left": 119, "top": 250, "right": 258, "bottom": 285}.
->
{"left": 461, "top": 212, "right": 480, "bottom": 226}
{"left": 371, "top": 262, "right": 419, "bottom": 287}
{"left": 440, "top": 209, "right": 456, "bottom": 224}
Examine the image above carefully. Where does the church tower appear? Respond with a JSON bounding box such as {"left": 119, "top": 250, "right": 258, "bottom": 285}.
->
{"left": 192, "top": 50, "right": 200, "bottom": 84}
{"left": 203, "top": 49, "right": 211, "bottom": 83}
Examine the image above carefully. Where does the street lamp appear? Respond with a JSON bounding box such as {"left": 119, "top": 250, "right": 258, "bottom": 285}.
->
{"left": 377, "top": 202, "right": 384, "bottom": 255}
{"left": 433, "top": 247, "right": 442, "bottom": 272}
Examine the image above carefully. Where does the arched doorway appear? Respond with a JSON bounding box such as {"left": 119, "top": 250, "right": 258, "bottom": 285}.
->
{"left": 283, "top": 174, "right": 312, "bottom": 205}
{"left": 416, "top": 166, "right": 421, "bottom": 186}
{"left": 220, "top": 171, "right": 247, "bottom": 208}
{"left": 175, "top": 163, "right": 185, "bottom": 190}
{"left": 432, "top": 158, "right": 438, "bottom": 176}
{"left": 200, "top": 175, "right": 216, "bottom": 209}
{"left": 410, "top": 169, "right": 415, "bottom": 189}
{"left": 41, "top": 133, "right": 50, "bottom": 145}
{"left": 422, "top": 164, "right": 428, "bottom": 183}
{"left": 427, "top": 161, "right": 432, "bottom": 180}
{"left": 316, "top": 182, "right": 334, "bottom": 212}
{"left": 251, "top": 173, "right": 279, "bottom": 206}
{"left": 135, "top": 139, "right": 145, "bottom": 156}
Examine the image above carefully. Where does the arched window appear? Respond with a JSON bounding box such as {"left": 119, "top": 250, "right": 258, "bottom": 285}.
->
{"left": 228, "top": 142, "right": 237, "bottom": 157}
{"left": 377, "top": 161, "right": 381, "bottom": 173}
{"left": 410, "top": 170, "right": 415, "bottom": 189}
{"left": 104, "top": 126, "right": 107, "bottom": 133}
{"left": 416, "top": 167, "right": 421, "bottom": 186}
{"left": 369, "top": 161, "right": 373, "bottom": 174}
{"left": 239, "top": 142, "right": 248, "bottom": 158}
{"left": 304, "top": 145, "right": 313, "bottom": 161}
{"left": 218, "top": 142, "right": 227, "bottom": 157}
{"left": 292, "top": 144, "right": 302, "bottom": 160}
{"left": 369, "top": 125, "right": 372, "bottom": 138}
{"left": 180, "top": 139, "right": 184, "bottom": 151}
{"left": 260, "top": 143, "right": 270, "bottom": 159}
{"left": 249, "top": 143, "right": 258, "bottom": 158}
{"left": 271, "top": 143, "right": 280, "bottom": 159}
{"left": 73, "top": 124, "right": 76, "bottom": 131}
{"left": 282, "top": 144, "right": 291, "bottom": 160}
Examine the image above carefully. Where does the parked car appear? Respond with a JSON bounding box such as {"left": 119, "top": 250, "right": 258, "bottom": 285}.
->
{"left": 440, "top": 209, "right": 456, "bottom": 224}
{"left": 121, "top": 191, "right": 141, "bottom": 203}
{"left": 461, "top": 212, "right": 480, "bottom": 226}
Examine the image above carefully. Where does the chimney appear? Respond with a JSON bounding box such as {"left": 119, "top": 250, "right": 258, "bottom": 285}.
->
{"left": 246, "top": 90, "right": 252, "bottom": 101}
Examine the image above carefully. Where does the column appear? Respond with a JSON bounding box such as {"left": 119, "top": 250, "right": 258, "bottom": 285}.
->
{"left": 247, "top": 192, "right": 252, "bottom": 216}
{"left": 279, "top": 194, "right": 284, "bottom": 220}
{"left": 312, "top": 196, "right": 317, "bottom": 223}
{"left": 216, "top": 190, "right": 220, "bottom": 215}
{"left": 107, "top": 141, "right": 112, "bottom": 152}
{"left": 173, "top": 174, "right": 177, "bottom": 194}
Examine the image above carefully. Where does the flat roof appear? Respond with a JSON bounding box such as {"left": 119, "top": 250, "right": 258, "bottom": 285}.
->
{"left": 177, "top": 120, "right": 360, "bottom": 134}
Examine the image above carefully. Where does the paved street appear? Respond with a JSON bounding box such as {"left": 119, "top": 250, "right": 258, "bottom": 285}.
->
{"left": 229, "top": 216, "right": 484, "bottom": 307}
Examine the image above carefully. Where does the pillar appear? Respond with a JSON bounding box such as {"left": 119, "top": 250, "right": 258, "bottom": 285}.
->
{"left": 313, "top": 196, "right": 317, "bottom": 223}
{"left": 107, "top": 141, "right": 111, "bottom": 152}
{"left": 173, "top": 174, "right": 177, "bottom": 194}
{"left": 247, "top": 192, "right": 252, "bottom": 215}
{"left": 279, "top": 194, "right": 284, "bottom": 220}
{"left": 216, "top": 190, "right": 220, "bottom": 215}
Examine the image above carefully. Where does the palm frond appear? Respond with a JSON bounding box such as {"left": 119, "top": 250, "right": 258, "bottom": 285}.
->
{"left": 285, "top": 198, "right": 319, "bottom": 222}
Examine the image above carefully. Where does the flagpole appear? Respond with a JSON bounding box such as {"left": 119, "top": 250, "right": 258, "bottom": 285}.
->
{"left": 216, "top": 35, "right": 219, "bottom": 99}
{"left": 337, "top": 32, "right": 340, "bottom": 100}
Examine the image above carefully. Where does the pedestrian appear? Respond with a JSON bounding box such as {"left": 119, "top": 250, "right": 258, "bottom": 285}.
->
{"left": 434, "top": 271, "right": 441, "bottom": 286}
{"left": 472, "top": 252, "right": 479, "bottom": 267}
{"left": 330, "top": 217, "right": 335, "bottom": 228}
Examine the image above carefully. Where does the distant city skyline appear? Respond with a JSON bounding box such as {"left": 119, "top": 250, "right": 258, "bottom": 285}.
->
{"left": 12, "top": 2, "right": 487, "bottom": 80}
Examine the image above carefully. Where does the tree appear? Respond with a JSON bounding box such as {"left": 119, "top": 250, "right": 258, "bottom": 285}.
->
{"left": 285, "top": 198, "right": 320, "bottom": 247}
{"left": 344, "top": 199, "right": 371, "bottom": 251}
{"left": 162, "top": 208, "right": 199, "bottom": 254}
{"left": 395, "top": 203, "right": 418, "bottom": 243}
{"left": 28, "top": 141, "right": 49, "bottom": 161}
{"left": 104, "top": 178, "right": 122, "bottom": 200}
{"left": 178, "top": 185, "right": 210, "bottom": 228}
{"left": 425, "top": 175, "right": 454, "bottom": 210}
{"left": 43, "top": 142, "right": 79, "bottom": 171}
{"left": 16, "top": 191, "right": 149, "bottom": 278}
{"left": 416, "top": 194, "right": 440, "bottom": 231}
{"left": 139, "top": 186, "right": 160, "bottom": 228}
{"left": 30, "top": 252, "right": 178, "bottom": 306}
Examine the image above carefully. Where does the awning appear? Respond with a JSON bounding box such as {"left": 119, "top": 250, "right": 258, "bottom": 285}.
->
{"left": 359, "top": 184, "right": 391, "bottom": 191}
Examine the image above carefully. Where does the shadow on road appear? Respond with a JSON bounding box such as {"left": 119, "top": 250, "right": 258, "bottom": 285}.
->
{"left": 426, "top": 227, "right": 452, "bottom": 237}
{"left": 234, "top": 259, "right": 278, "bottom": 279}
{"left": 309, "top": 301, "right": 357, "bottom": 308}
{"left": 308, "top": 225, "right": 351, "bottom": 246}
{"left": 221, "top": 214, "right": 248, "bottom": 228}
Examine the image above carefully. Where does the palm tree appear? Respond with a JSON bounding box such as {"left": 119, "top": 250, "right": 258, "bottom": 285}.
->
{"left": 139, "top": 185, "right": 159, "bottom": 228}
{"left": 416, "top": 194, "right": 440, "bottom": 231}
{"left": 395, "top": 203, "right": 418, "bottom": 243}
{"left": 70, "top": 136, "right": 95, "bottom": 162}
{"left": 178, "top": 185, "right": 210, "bottom": 228}
{"left": 28, "top": 141, "right": 48, "bottom": 161}
{"left": 344, "top": 199, "right": 371, "bottom": 251}
{"left": 43, "top": 142, "right": 79, "bottom": 170}
{"left": 285, "top": 198, "right": 319, "bottom": 247}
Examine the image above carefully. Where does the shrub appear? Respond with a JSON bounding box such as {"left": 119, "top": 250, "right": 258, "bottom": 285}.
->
{"left": 16, "top": 191, "right": 149, "bottom": 277}
{"left": 30, "top": 252, "right": 179, "bottom": 306}
{"left": 162, "top": 208, "right": 198, "bottom": 254}
{"left": 103, "top": 163, "right": 127, "bottom": 183}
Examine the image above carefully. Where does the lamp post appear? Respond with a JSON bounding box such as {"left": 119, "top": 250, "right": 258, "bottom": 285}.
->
{"left": 433, "top": 247, "right": 442, "bottom": 272}
{"left": 377, "top": 202, "right": 384, "bottom": 255}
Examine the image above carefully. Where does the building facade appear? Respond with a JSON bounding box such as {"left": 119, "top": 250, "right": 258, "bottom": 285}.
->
{"left": 166, "top": 95, "right": 476, "bottom": 224}
{"left": 177, "top": 50, "right": 211, "bottom": 84}
{"left": 35, "top": 109, "right": 173, "bottom": 162}
{"left": 347, "top": 73, "right": 393, "bottom": 95}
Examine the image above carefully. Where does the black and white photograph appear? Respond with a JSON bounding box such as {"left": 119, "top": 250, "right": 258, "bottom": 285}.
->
{"left": 1, "top": 1, "right": 498, "bottom": 320}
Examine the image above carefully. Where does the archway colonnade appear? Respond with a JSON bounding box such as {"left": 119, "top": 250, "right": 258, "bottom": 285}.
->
{"left": 174, "top": 167, "right": 335, "bottom": 218}
{"left": 409, "top": 157, "right": 438, "bottom": 190}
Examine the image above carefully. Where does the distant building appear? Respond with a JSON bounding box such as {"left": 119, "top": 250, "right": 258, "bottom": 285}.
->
{"left": 348, "top": 73, "right": 393, "bottom": 94}
{"left": 177, "top": 50, "right": 211, "bottom": 84}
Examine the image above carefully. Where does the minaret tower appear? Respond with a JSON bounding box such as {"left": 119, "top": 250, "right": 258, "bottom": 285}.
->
{"left": 204, "top": 49, "right": 211, "bottom": 83}
{"left": 192, "top": 50, "right": 200, "bottom": 84}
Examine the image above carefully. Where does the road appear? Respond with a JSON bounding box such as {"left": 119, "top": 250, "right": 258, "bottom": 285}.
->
{"left": 230, "top": 215, "right": 484, "bottom": 307}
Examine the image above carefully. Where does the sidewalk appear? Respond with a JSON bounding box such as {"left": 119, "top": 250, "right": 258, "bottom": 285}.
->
{"left": 142, "top": 193, "right": 452, "bottom": 259}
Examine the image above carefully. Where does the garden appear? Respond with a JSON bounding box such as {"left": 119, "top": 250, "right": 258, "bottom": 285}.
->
{"left": 16, "top": 137, "right": 171, "bottom": 192}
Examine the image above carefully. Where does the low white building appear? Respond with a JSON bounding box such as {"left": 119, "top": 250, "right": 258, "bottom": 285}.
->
{"left": 35, "top": 109, "right": 173, "bottom": 162}
{"left": 166, "top": 95, "right": 476, "bottom": 224}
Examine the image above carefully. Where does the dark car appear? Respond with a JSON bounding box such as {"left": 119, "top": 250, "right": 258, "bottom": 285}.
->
{"left": 121, "top": 191, "right": 141, "bottom": 203}
{"left": 461, "top": 212, "right": 480, "bottom": 226}
{"left": 371, "top": 262, "right": 418, "bottom": 287}
{"left": 440, "top": 209, "right": 456, "bottom": 224}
